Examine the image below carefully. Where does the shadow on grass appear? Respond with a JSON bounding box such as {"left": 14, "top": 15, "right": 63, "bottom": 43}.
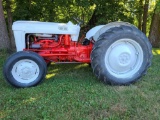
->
{"left": 44, "top": 63, "right": 99, "bottom": 85}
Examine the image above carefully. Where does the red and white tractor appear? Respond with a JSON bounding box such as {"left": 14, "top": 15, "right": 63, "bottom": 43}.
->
{"left": 3, "top": 18, "right": 152, "bottom": 88}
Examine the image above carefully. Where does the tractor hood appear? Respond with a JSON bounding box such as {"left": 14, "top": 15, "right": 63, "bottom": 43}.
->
{"left": 12, "top": 21, "right": 80, "bottom": 41}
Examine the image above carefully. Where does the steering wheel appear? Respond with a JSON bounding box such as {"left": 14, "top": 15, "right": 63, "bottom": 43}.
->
{"left": 73, "top": 17, "right": 84, "bottom": 26}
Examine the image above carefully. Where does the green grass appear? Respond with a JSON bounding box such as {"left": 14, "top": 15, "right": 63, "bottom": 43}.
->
{"left": 0, "top": 49, "right": 160, "bottom": 120}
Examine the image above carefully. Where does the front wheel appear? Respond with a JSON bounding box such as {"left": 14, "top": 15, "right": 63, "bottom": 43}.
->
{"left": 91, "top": 25, "right": 152, "bottom": 85}
{"left": 3, "top": 51, "right": 47, "bottom": 88}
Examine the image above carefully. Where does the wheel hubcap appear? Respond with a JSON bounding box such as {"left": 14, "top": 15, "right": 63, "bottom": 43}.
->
{"left": 105, "top": 39, "right": 143, "bottom": 78}
{"left": 119, "top": 53, "right": 130, "bottom": 65}
{"left": 12, "top": 59, "right": 40, "bottom": 83}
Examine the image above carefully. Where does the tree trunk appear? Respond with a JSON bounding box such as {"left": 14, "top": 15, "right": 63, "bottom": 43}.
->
{"left": 0, "top": 0, "right": 10, "bottom": 49}
{"left": 138, "top": 0, "right": 143, "bottom": 30}
{"left": 6, "top": 0, "right": 15, "bottom": 49}
{"left": 149, "top": 5, "right": 160, "bottom": 48}
{"left": 142, "top": 0, "right": 149, "bottom": 34}
{"left": 87, "top": 9, "right": 98, "bottom": 27}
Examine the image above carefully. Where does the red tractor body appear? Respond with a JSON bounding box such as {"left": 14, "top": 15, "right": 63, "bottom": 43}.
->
{"left": 25, "top": 34, "right": 93, "bottom": 63}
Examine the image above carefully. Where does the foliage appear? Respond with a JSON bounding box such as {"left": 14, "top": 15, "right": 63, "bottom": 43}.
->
{"left": 2, "top": 0, "right": 154, "bottom": 25}
{"left": 155, "top": 0, "right": 160, "bottom": 13}
{"left": 0, "top": 49, "right": 160, "bottom": 119}
{"left": 0, "top": 0, "right": 155, "bottom": 39}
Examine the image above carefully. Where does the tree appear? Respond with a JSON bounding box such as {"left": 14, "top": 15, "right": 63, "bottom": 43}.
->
{"left": 138, "top": 0, "right": 143, "bottom": 30}
{"left": 142, "top": 0, "right": 149, "bottom": 34}
{"left": 5, "top": 0, "right": 15, "bottom": 49}
{"left": 87, "top": 0, "right": 134, "bottom": 28}
{"left": 149, "top": 1, "right": 160, "bottom": 47}
{"left": 0, "top": 0, "right": 10, "bottom": 49}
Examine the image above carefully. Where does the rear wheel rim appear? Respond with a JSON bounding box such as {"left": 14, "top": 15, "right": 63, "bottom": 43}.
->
{"left": 11, "top": 59, "right": 40, "bottom": 83}
{"left": 105, "top": 39, "right": 143, "bottom": 78}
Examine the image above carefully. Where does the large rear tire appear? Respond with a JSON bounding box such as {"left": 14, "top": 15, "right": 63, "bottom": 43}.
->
{"left": 3, "top": 51, "right": 47, "bottom": 88}
{"left": 91, "top": 25, "right": 152, "bottom": 85}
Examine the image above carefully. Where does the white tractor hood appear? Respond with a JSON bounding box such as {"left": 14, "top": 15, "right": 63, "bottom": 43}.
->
{"left": 12, "top": 21, "right": 80, "bottom": 51}
{"left": 12, "top": 21, "right": 80, "bottom": 40}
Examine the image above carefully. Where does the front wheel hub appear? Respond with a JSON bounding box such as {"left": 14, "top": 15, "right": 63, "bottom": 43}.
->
{"left": 12, "top": 59, "right": 40, "bottom": 83}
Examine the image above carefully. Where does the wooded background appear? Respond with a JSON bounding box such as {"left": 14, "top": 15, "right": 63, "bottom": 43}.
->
{"left": 0, "top": 0, "right": 160, "bottom": 50}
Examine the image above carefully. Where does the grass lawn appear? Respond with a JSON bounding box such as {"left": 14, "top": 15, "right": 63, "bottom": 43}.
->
{"left": 0, "top": 49, "right": 160, "bottom": 120}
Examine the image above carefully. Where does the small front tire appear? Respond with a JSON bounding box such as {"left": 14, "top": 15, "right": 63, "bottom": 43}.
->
{"left": 3, "top": 51, "right": 47, "bottom": 88}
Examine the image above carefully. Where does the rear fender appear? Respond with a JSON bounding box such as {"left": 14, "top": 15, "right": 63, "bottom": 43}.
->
{"left": 86, "top": 21, "right": 132, "bottom": 41}
{"left": 85, "top": 25, "right": 105, "bottom": 40}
